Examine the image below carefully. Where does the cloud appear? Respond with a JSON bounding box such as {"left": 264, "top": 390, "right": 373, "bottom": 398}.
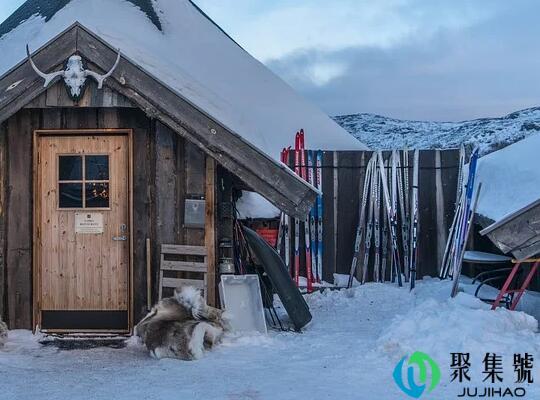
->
{"left": 195, "top": 0, "right": 516, "bottom": 104}
{"left": 267, "top": 1, "right": 540, "bottom": 121}
{"left": 196, "top": 0, "right": 504, "bottom": 62}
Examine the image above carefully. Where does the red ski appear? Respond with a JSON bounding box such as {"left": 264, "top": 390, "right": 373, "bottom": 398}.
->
{"left": 294, "top": 133, "right": 301, "bottom": 287}
{"left": 299, "top": 130, "right": 314, "bottom": 292}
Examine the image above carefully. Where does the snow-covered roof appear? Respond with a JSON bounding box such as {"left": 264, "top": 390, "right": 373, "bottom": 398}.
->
{"left": 0, "top": 0, "right": 365, "bottom": 162}
{"left": 476, "top": 133, "right": 540, "bottom": 223}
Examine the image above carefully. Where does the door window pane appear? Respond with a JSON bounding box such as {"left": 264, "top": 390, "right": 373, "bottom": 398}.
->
{"left": 86, "top": 155, "right": 109, "bottom": 180}
{"left": 85, "top": 183, "right": 110, "bottom": 208}
{"left": 59, "top": 156, "right": 82, "bottom": 181}
{"left": 59, "top": 183, "right": 83, "bottom": 208}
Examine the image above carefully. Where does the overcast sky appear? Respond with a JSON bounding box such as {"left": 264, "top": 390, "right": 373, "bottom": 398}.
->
{"left": 1, "top": 0, "right": 539, "bottom": 121}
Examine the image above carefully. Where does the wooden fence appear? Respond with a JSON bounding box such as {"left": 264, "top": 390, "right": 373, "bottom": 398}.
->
{"left": 281, "top": 149, "right": 460, "bottom": 284}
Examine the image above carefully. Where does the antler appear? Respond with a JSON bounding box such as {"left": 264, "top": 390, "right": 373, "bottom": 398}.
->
{"left": 85, "top": 49, "right": 121, "bottom": 89}
{"left": 26, "top": 44, "right": 65, "bottom": 87}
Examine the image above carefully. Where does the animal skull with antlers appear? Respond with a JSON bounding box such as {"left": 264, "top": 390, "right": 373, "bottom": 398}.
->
{"left": 26, "top": 45, "right": 121, "bottom": 101}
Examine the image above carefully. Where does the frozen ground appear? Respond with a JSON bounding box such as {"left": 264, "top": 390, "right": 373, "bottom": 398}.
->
{"left": 1, "top": 279, "right": 539, "bottom": 400}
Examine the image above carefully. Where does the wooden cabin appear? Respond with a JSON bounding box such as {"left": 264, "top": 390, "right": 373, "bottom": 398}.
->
{"left": 0, "top": 2, "right": 364, "bottom": 334}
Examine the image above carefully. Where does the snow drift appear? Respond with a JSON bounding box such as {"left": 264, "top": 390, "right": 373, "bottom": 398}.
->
{"left": 378, "top": 291, "right": 540, "bottom": 364}
{"left": 475, "top": 133, "right": 540, "bottom": 223}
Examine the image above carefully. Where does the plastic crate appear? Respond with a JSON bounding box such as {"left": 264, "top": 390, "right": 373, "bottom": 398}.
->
{"left": 256, "top": 228, "right": 279, "bottom": 248}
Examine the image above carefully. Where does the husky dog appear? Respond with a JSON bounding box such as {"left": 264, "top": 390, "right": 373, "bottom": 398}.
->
{"left": 0, "top": 318, "right": 7, "bottom": 347}
{"left": 136, "top": 285, "right": 228, "bottom": 360}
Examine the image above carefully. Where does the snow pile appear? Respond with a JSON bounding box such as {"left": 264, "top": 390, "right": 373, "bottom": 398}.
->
{"left": 236, "top": 192, "right": 280, "bottom": 219}
{"left": 0, "top": 318, "right": 7, "bottom": 347}
{"left": 334, "top": 107, "right": 540, "bottom": 155}
{"left": 378, "top": 291, "right": 540, "bottom": 364}
{"left": 0, "top": 0, "right": 365, "bottom": 161}
{"left": 475, "top": 133, "right": 540, "bottom": 222}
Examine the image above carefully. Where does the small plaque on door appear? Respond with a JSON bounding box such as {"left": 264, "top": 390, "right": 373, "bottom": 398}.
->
{"left": 75, "top": 213, "right": 104, "bottom": 234}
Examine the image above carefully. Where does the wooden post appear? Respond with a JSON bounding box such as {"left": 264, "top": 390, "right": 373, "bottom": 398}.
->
{"left": 0, "top": 122, "right": 6, "bottom": 321}
{"left": 435, "top": 150, "right": 446, "bottom": 267}
{"left": 333, "top": 151, "right": 339, "bottom": 274}
{"left": 205, "top": 157, "right": 216, "bottom": 306}
{"left": 146, "top": 238, "right": 152, "bottom": 310}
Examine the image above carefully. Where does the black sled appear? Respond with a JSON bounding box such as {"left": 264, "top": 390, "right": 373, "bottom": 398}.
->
{"left": 243, "top": 226, "right": 312, "bottom": 331}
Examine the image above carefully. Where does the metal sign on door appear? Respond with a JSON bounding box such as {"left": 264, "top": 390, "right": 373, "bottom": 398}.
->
{"left": 75, "top": 212, "right": 104, "bottom": 234}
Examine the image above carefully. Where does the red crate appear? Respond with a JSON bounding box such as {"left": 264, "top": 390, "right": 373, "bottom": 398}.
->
{"left": 256, "top": 228, "right": 279, "bottom": 248}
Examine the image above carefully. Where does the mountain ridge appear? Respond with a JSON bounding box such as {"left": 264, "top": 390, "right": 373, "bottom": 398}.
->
{"left": 333, "top": 106, "right": 540, "bottom": 155}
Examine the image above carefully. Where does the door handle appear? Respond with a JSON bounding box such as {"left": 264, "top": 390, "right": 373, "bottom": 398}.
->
{"left": 113, "top": 235, "right": 128, "bottom": 241}
{"left": 113, "top": 224, "right": 128, "bottom": 241}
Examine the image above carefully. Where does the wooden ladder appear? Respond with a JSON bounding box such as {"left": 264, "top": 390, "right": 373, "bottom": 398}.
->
{"left": 158, "top": 244, "right": 208, "bottom": 300}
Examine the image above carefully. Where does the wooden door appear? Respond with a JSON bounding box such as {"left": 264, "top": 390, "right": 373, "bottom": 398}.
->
{"left": 35, "top": 131, "right": 132, "bottom": 332}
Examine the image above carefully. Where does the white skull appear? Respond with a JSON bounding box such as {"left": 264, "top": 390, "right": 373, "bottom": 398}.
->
{"left": 63, "top": 55, "right": 87, "bottom": 98}
{"left": 26, "top": 45, "right": 121, "bottom": 101}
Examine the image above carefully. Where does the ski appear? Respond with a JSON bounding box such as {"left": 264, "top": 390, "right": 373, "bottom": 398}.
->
{"left": 439, "top": 145, "right": 467, "bottom": 279}
{"left": 307, "top": 149, "right": 318, "bottom": 283}
{"left": 381, "top": 188, "right": 389, "bottom": 283}
{"left": 439, "top": 191, "right": 464, "bottom": 279}
{"left": 378, "top": 151, "right": 403, "bottom": 287}
{"left": 391, "top": 150, "right": 400, "bottom": 281}
{"left": 409, "top": 149, "right": 420, "bottom": 289}
{"left": 373, "top": 160, "right": 381, "bottom": 283}
{"left": 360, "top": 154, "right": 377, "bottom": 284}
{"left": 293, "top": 132, "right": 301, "bottom": 286}
{"left": 316, "top": 150, "right": 324, "bottom": 283}
{"left": 450, "top": 148, "right": 480, "bottom": 297}
{"left": 299, "top": 130, "right": 313, "bottom": 292}
{"left": 348, "top": 156, "right": 374, "bottom": 288}
{"left": 456, "top": 145, "right": 466, "bottom": 207}
{"left": 397, "top": 150, "right": 410, "bottom": 282}
{"left": 451, "top": 183, "right": 482, "bottom": 298}
{"left": 277, "top": 148, "right": 289, "bottom": 264}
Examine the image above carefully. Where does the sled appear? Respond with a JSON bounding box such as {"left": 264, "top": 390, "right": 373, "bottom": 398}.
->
{"left": 243, "top": 226, "right": 312, "bottom": 331}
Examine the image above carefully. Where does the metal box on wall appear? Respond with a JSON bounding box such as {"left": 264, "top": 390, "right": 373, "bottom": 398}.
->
{"left": 184, "top": 198, "right": 206, "bottom": 228}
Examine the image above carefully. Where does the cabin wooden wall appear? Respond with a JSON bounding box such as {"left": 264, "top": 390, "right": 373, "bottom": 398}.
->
{"left": 0, "top": 105, "right": 211, "bottom": 328}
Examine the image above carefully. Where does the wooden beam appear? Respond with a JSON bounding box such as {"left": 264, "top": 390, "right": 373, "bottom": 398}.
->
{"left": 154, "top": 121, "right": 178, "bottom": 298}
{"left": 0, "top": 122, "right": 6, "bottom": 321}
{"left": 205, "top": 157, "right": 217, "bottom": 307}
{"left": 24, "top": 80, "right": 135, "bottom": 109}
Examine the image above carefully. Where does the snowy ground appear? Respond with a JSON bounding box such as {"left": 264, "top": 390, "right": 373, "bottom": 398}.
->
{"left": 1, "top": 279, "right": 539, "bottom": 400}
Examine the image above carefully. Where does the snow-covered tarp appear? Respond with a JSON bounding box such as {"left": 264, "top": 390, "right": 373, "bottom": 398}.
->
{"left": 476, "top": 133, "right": 540, "bottom": 223}
{"left": 0, "top": 0, "right": 365, "bottom": 162}
{"left": 1, "top": 279, "right": 539, "bottom": 400}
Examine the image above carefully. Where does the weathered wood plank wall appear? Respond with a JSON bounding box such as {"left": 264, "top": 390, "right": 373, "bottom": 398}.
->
{"left": 285, "top": 149, "right": 460, "bottom": 283}
{"left": 6, "top": 110, "right": 36, "bottom": 328}
{"left": 1, "top": 105, "right": 212, "bottom": 328}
